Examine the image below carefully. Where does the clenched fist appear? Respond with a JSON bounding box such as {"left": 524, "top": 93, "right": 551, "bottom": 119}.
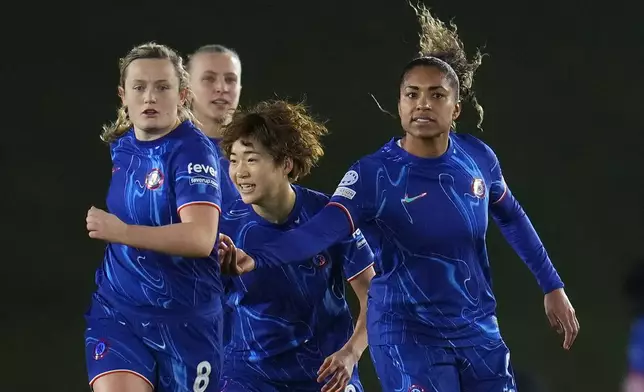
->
{"left": 86, "top": 206, "right": 128, "bottom": 243}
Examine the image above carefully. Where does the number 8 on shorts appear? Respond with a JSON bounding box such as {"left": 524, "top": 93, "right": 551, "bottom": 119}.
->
{"left": 193, "top": 361, "right": 212, "bottom": 392}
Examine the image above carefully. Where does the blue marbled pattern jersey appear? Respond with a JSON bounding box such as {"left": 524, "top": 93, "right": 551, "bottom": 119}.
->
{"left": 95, "top": 121, "right": 224, "bottom": 318}
{"left": 220, "top": 185, "right": 374, "bottom": 361}
{"left": 329, "top": 134, "right": 562, "bottom": 347}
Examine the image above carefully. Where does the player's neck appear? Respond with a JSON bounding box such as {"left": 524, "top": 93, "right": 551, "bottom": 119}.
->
{"left": 196, "top": 114, "right": 226, "bottom": 139}
{"left": 134, "top": 120, "right": 180, "bottom": 141}
{"left": 252, "top": 183, "right": 297, "bottom": 225}
{"left": 402, "top": 132, "right": 450, "bottom": 158}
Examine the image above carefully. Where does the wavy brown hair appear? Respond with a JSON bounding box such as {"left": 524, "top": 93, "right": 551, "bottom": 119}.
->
{"left": 220, "top": 100, "right": 328, "bottom": 182}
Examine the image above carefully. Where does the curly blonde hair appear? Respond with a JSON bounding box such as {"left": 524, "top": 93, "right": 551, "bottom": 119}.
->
{"left": 407, "top": 2, "right": 485, "bottom": 129}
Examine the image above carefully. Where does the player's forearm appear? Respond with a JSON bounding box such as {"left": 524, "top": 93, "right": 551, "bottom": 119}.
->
{"left": 344, "top": 304, "right": 369, "bottom": 360}
{"left": 345, "top": 267, "right": 374, "bottom": 358}
{"left": 248, "top": 205, "right": 351, "bottom": 268}
{"left": 491, "top": 192, "right": 564, "bottom": 293}
{"left": 122, "top": 222, "right": 217, "bottom": 258}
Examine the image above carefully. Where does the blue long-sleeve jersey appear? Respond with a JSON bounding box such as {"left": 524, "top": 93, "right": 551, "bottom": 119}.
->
{"left": 242, "top": 134, "right": 564, "bottom": 347}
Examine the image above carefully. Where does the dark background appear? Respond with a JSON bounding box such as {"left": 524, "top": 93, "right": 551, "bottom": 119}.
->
{"left": 3, "top": 1, "right": 642, "bottom": 391}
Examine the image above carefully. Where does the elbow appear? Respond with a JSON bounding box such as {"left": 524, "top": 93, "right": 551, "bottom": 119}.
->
{"left": 350, "top": 284, "right": 371, "bottom": 312}
{"left": 193, "top": 246, "right": 214, "bottom": 259}
{"left": 358, "top": 295, "right": 369, "bottom": 312}
{"left": 192, "top": 232, "right": 218, "bottom": 258}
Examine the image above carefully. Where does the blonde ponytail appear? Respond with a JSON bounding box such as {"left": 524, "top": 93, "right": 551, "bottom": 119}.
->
{"left": 101, "top": 105, "right": 132, "bottom": 143}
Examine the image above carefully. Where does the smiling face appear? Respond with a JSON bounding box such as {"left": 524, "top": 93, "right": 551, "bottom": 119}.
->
{"left": 398, "top": 64, "right": 461, "bottom": 139}
{"left": 228, "top": 137, "right": 292, "bottom": 206}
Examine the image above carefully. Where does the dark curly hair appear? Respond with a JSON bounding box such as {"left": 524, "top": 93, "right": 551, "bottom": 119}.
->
{"left": 401, "top": 2, "right": 485, "bottom": 129}
{"left": 220, "top": 100, "right": 328, "bottom": 182}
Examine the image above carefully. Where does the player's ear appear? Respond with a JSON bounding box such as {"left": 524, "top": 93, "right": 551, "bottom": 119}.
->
{"left": 283, "top": 157, "right": 294, "bottom": 177}
{"left": 452, "top": 101, "right": 461, "bottom": 121}
{"left": 178, "top": 88, "right": 188, "bottom": 106}
{"left": 118, "top": 86, "right": 125, "bottom": 105}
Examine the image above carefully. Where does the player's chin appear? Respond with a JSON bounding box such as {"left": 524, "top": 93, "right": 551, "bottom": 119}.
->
{"left": 213, "top": 113, "right": 232, "bottom": 125}
{"left": 408, "top": 123, "right": 447, "bottom": 138}
{"left": 209, "top": 105, "right": 230, "bottom": 117}
{"left": 239, "top": 192, "right": 260, "bottom": 206}
{"left": 136, "top": 117, "right": 173, "bottom": 132}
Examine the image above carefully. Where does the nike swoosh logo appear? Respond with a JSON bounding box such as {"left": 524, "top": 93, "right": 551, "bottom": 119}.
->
{"left": 401, "top": 192, "right": 427, "bottom": 203}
